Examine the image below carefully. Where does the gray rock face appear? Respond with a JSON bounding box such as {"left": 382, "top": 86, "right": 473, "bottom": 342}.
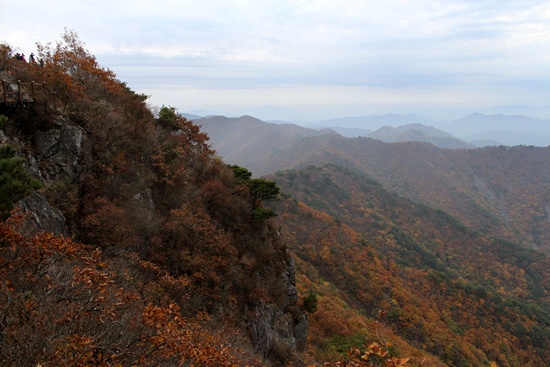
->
{"left": 35, "top": 120, "right": 85, "bottom": 181}
{"left": 2, "top": 118, "right": 84, "bottom": 236}
{"left": 282, "top": 257, "right": 298, "bottom": 303}
{"left": 249, "top": 256, "right": 308, "bottom": 358}
{"left": 249, "top": 302, "right": 308, "bottom": 358}
{"left": 13, "top": 118, "right": 87, "bottom": 237}
{"left": 16, "top": 192, "right": 68, "bottom": 236}
{"left": 0, "top": 130, "right": 9, "bottom": 144}
{"left": 294, "top": 313, "right": 308, "bottom": 352}
{"left": 131, "top": 188, "right": 156, "bottom": 223}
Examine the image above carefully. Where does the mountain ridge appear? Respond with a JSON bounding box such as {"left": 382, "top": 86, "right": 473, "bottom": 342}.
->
{"left": 199, "top": 116, "right": 550, "bottom": 254}
{"left": 198, "top": 112, "right": 550, "bottom": 147}
{"left": 368, "top": 123, "right": 474, "bottom": 149}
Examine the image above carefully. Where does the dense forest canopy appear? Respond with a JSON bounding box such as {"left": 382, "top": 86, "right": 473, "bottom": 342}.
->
{"left": 270, "top": 165, "right": 549, "bottom": 366}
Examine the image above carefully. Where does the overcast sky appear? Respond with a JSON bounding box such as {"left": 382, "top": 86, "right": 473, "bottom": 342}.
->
{"left": 2, "top": 0, "right": 550, "bottom": 120}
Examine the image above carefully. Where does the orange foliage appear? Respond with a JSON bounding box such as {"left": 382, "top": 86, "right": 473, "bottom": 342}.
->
{"left": 272, "top": 165, "right": 550, "bottom": 367}
{"left": 2, "top": 32, "right": 301, "bottom": 366}
{"left": 0, "top": 211, "right": 260, "bottom": 366}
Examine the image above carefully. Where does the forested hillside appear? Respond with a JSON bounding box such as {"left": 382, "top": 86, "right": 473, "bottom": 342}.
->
{"left": 200, "top": 119, "right": 550, "bottom": 254}
{"left": 0, "top": 33, "right": 309, "bottom": 366}
{"left": 269, "top": 165, "right": 550, "bottom": 366}
{"left": 200, "top": 109, "right": 550, "bottom": 366}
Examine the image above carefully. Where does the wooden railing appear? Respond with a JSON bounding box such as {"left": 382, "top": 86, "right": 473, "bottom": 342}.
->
{"left": 1, "top": 80, "right": 46, "bottom": 104}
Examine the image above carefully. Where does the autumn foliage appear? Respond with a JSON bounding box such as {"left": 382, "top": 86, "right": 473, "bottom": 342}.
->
{"left": 1, "top": 31, "right": 299, "bottom": 366}
{"left": 271, "top": 165, "right": 550, "bottom": 366}
{"left": 0, "top": 211, "right": 260, "bottom": 366}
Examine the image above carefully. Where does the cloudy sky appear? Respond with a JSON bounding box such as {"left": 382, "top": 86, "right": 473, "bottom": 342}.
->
{"left": 1, "top": 0, "right": 550, "bottom": 120}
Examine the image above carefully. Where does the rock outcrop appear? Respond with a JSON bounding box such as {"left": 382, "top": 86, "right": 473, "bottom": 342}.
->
{"left": 5, "top": 117, "right": 86, "bottom": 236}
{"left": 249, "top": 257, "right": 308, "bottom": 358}
{"left": 34, "top": 118, "right": 86, "bottom": 182}
{"left": 16, "top": 191, "right": 68, "bottom": 236}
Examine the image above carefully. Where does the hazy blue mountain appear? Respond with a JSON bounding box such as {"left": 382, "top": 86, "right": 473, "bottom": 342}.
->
{"left": 248, "top": 105, "right": 298, "bottom": 121}
{"left": 436, "top": 113, "right": 550, "bottom": 146}
{"left": 481, "top": 104, "right": 550, "bottom": 119}
{"left": 326, "top": 127, "right": 372, "bottom": 137}
{"left": 194, "top": 111, "right": 550, "bottom": 147}
{"left": 462, "top": 130, "right": 550, "bottom": 147}
{"left": 315, "top": 114, "right": 434, "bottom": 130}
{"left": 181, "top": 112, "right": 204, "bottom": 121}
{"left": 368, "top": 123, "right": 473, "bottom": 149}
{"left": 312, "top": 113, "right": 550, "bottom": 147}
{"left": 305, "top": 122, "right": 472, "bottom": 149}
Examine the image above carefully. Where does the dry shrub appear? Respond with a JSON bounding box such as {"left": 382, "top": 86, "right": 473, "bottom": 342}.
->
{"left": 81, "top": 196, "right": 139, "bottom": 248}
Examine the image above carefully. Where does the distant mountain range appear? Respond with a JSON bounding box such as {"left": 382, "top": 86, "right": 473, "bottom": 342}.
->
{"left": 191, "top": 112, "right": 550, "bottom": 147}
{"left": 307, "top": 123, "right": 474, "bottom": 149}
{"left": 314, "top": 113, "right": 435, "bottom": 130}
{"left": 370, "top": 124, "right": 474, "bottom": 149}
{"left": 196, "top": 114, "right": 550, "bottom": 254}
{"left": 196, "top": 114, "right": 478, "bottom": 150}
{"left": 311, "top": 113, "right": 550, "bottom": 147}
{"left": 435, "top": 113, "right": 550, "bottom": 146}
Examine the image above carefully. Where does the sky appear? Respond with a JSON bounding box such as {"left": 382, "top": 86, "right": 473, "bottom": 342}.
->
{"left": 1, "top": 0, "right": 550, "bottom": 121}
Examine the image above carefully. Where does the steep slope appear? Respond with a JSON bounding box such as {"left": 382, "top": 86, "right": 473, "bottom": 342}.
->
{"left": 270, "top": 165, "right": 550, "bottom": 367}
{"left": 0, "top": 35, "right": 307, "bottom": 366}
{"left": 202, "top": 120, "right": 550, "bottom": 253}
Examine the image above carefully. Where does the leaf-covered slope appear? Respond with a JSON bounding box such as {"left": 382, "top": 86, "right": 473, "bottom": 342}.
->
{"left": 270, "top": 165, "right": 550, "bottom": 366}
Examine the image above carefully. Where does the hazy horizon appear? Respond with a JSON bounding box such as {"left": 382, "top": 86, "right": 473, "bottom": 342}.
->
{"left": 184, "top": 104, "right": 550, "bottom": 123}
